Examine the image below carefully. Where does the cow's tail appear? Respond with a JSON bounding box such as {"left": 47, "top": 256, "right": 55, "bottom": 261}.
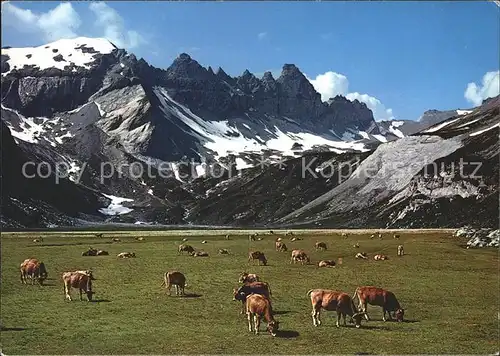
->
{"left": 306, "top": 289, "right": 314, "bottom": 297}
{"left": 160, "top": 272, "right": 168, "bottom": 288}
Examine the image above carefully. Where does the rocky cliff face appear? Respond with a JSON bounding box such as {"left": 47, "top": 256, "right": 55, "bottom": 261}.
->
{"left": 1, "top": 37, "right": 498, "bottom": 229}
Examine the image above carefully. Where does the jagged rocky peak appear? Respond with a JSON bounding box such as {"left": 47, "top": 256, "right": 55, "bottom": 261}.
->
{"left": 166, "top": 52, "right": 211, "bottom": 79}
{"left": 262, "top": 71, "right": 275, "bottom": 82}
{"left": 261, "top": 71, "right": 277, "bottom": 92}
{"left": 237, "top": 69, "right": 261, "bottom": 93}
{"left": 277, "top": 63, "right": 319, "bottom": 100}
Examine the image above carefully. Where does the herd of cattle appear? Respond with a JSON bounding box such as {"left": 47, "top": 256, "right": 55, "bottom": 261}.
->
{"left": 20, "top": 231, "right": 406, "bottom": 337}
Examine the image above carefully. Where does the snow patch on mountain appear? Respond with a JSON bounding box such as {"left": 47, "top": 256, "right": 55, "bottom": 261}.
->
{"left": 2, "top": 37, "right": 116, "bottom": 75}
{"left": 98, "top": 194, "right": 134, "bottom": 216}
{"left": 470, "top": 123, "right": 500, "bottom": 136}
{"left": 456, "top": 110, "right": 473, "bottom": 116}
{"left": 423, "top": 117, "right": 462, "bottom": 133}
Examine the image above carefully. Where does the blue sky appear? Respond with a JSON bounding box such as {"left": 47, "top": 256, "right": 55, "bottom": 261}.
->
{"left": 2, "top": 1, "right": 499, "bottom": 121}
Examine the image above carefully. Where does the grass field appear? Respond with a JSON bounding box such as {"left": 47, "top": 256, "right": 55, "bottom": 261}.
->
{"left": 1, "top": 230, "right": 498, "bottom": 354}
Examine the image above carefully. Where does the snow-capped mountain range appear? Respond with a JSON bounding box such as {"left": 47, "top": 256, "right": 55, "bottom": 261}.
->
{"left": 1, "top": 37, "right": 498, "bottom": 228}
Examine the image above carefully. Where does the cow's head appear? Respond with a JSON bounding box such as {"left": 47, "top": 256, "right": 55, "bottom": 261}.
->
{"left": 395, "top": 308, "right": 404, "bottom": 322}
{"left": 267, "top": 320, "right": 280, "bottom": 336}
{"left": 232, "top": 288, "right": 245, "bottom": 301}
{"left": 37, "top": 263, "right": 48, "bottom": 284}
{"left": 86, "top": 290, "right": 94, "bottom": 301}
{"left": 351, "top": 312, "right": 366, "bottom": 328}
{"left": 238, "top": 272, "right": 248, "bottom": 283}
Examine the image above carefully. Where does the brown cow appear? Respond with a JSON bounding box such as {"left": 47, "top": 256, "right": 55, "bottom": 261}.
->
{"left": 248, "top": 251, "right": 267, "bottom": 266}
{"left": 374, "top": 254, "right": 388, "bottom": 261}
{"left": 307, "top": 289, "right": 365, "bottom": 328}
{"left": 352, "top": 286, "right": 404, "bottom": 322}
{"left": 291, "top": 249, "right": 310, "bottom": 264}
{"left": 238, "top": 272, "right": 260, "bottom": 284}
{"left": 62, "top": 270, "right": 94, "bottom": 301}
{"left": 178, "top": 244, "right": 195, "bottom": 255}
{"left": 275, "top": 241, "right": 288, "bottom": 252}
{"left": 233, "top": 281, "right": 272, "bottom": 314}
{"left": 20, "top": 258, "right": 48, "bottom": 285}
{"left": 160, "top": 271, "right": 187, "bottom": 296}
{"left": 245, "top": 294, "right": 280, "bottom": 336}
{"left": 355, "top": 252, "right": 368, "bottom": 259}
{"left": 318, "top": 260, "right": 336, "bottom": 268}
{"left": 315, "top": 242, "right": 327, "bottom": 251}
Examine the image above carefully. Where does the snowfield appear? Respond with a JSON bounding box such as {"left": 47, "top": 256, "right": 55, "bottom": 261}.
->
{"left": 1, "top": 37, "right": 117, "bottom": 75}
{"left": 98, "top": 194, "right": 134, "bottom": 216}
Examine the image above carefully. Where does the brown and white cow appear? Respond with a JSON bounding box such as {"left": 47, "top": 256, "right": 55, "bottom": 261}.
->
{"left": 238, "top": 272, "right": 260, "bottom": 284}
{"left": 315, "top": 242, "right": 327, "bottom": 251}
{"left": 275, "top": 241, "right": 288, "bottom": 252}
{"left": 160, "top": 271, "right": 187, "bottom": 296}
{"left": 248, "top": 251, "right": 267, "bottom": 266}
{"left": 307, "top": 289, "right": 365, "bottom": 328}
{"left": 178, "top": 244, "right": 195, "bottom": 255}
{"left": 397, "top": 245, "right": 404, "bottom": 256}
{"left": 135, "top": 237, "right": 145, "bottom": 241}
{"left": 62, "top": 270, "right": 94, "bottom": 301}
{"left": 218, "top": 248, "right": 229, "bottom": 255}
{"left": 117, "top": 252, "right": 136, "bottom": 258}
{"left": 20, "top": 258, "right": 48, "bottom": 285}
{"left": 374, "top": 254, "right": 388, "bottom": 261}
{"left": 233, "top": 281, "right": 272, "bottom": 314}
{"left": 352, "top": 286, "right": 404, "bottom": 322}
{"left": 245, "top": 293, "right": 280, "bottom": 336}
{"left": 112, "top": 238, "right": 121, "bottom": 242}
{"left": 191, "top": 251, "right": 209, "bottom": 257}
{"left": 290, "top": 249, "right": 310, "bottom": 264}
{"left": 318, "top": 260, "right": 336, "bottom": 268}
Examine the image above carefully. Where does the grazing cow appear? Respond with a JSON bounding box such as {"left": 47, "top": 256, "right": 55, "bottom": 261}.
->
{"left": 249, "top": 235, "right": 256, "bottom": 241}
{"left": 238, "top": 272, "right": 260, "bottom": 284}
{"left": 135, "top": 237, "right": 145, "bottom": 241}
{"left": 245, "top": 294, "right": 280, "bottom": 336}
{"left": 315, "top": 242, "right": 327, "bottom": 251}
{"left": 397, "top": 245, "right": 404, "bottom": 256}
{"left": 62, "top": 270, "right": 94, "bottom": 301}
{"left": 248, "top": 251, "right": 267, "bottom": 266}
{"left": 355, "top": 252, "right": 368, "bottom": 259}
{"left": 276, "top": 237, "right": 283, "bottom": 242}
{"left": 96, "top": 250, "right": 109, "bottom": 256}
{"left": 33, "top": 238, "right": 42, "bottom": 243}
{"left": 378, "top": 232, "right": 383, "bottom": 239}
{"left": 201, "top": 240, "right": 207, "bottom": 244}
{"left": 374, "top": 254, "right": 388, "bottom": 261}
{"left": 341, "top": 232, "right": 349, "bottom": 238}
{"left": 112, "top": 238, "right": 121, "bottom": 242}
{"left": 318, "top": 260, "right": 336, "bottom": 268}
{"left": 225, "top": 234, "right": 230, "bottom": 240}
{"left": 82, "top": 247, "right": 98, "bottom": 256}
{"left": 95, "top": 233, "right": 103, "bottom": 238}
{"left": 160, "top": 271, "right": 187, "bottom": 296}
{"left": 291, "top": 249, "right": 310, "bottom": 264}
{"left": 117, "top": 252, "right": 136, "bottom": 258}
{"left": 178, "top": 244, "right": 195, "bottom": 255}
{"left": 191, "top": 251, "right": 209, "bottom": 257}
{"left": 352, "top": 286, "right": 404, "bottom": 322}
{"left": 393, "top": 234, "right": 400, "bottom": 239}
{"left": 20, "top": 258, "right": 48, "bottom": 285}
{"left": 307, "top": 289, "right": 365, "bottom": 328}
{"left": 290, "top": 237, "right": 303, "bottom": 241}
{"left": 275, "top": 241, "right": 288, "bottom": 252}
{"left": 285, "top": 231, "right": 293, "bottom": 236}
{"left": 370, "top": 234, "right": 375, "bottom": 239}
{"left": 233, "top": 281, "right": 272, "bottom": 314}
{"left": 353, "top": 243, "right": 360, "bottom": 248}
{"left": 218, "top": 248, "right": 229, "bottom": 255}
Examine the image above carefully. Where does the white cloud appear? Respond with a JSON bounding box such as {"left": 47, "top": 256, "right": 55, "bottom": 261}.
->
{"left": 307, "top": 71, "right": 349, "bottom": 101}
{"left": 257, "top": 32, "right": 268, "bottom": 40}
{"left": 346, "top": 92, "right": 394, "bottom": 121}
{"left": 89, "top": 2, "right": 145, "bottom": 49}
{"left": 1, "top": 2, "right": 81, "bottom": 41}
{"left": 1, "top": 2, "right": 145, "bottom": 50}
{"left": 307, "top": 71, "right": 394, "bottom": 121}
{"left": 464, "top": 70, "right": 500, "bottom": 106}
